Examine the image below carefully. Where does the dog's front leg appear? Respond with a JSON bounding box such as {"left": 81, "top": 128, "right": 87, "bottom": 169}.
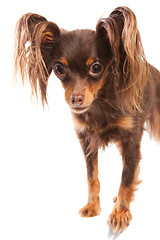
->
{"left": 78, "top": 131, "right": 101, "bottom": 217}
{"left": 108, "top": 134, "right": 142, "bottom": 233}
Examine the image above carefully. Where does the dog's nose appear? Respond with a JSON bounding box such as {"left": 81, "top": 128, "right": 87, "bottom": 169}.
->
{"left": 70, "top": 94, "right": 84, "bottom": 106}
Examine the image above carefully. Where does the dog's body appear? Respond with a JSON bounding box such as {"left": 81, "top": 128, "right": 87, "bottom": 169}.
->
{"left": 14, "top": 7, "right": 160, "bottom": 233}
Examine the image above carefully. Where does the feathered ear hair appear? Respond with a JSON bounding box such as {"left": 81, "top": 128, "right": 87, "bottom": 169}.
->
{"left": 96, "top": 7, "right": 148, "bottom": 113}
{"left": 14, "top": 13, "right": 60, "bottom": 105}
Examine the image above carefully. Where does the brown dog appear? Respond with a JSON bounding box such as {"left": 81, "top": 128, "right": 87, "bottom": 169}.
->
{"left": 14, "top": 6, "right": 160, "bottom": 233}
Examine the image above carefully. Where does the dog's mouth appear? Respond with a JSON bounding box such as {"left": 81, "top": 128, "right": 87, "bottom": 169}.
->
{"left": 70, "top": 106, "right": 89, "bottom": 114}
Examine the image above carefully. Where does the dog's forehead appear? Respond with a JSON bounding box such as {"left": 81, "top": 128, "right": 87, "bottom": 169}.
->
{"left": 60, "top": 29, "right": 97, "bottom": 61}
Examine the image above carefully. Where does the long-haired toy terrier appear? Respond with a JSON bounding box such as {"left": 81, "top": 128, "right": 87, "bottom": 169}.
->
{"left": 14, "top": 6, "right": 160, "bottom": 233}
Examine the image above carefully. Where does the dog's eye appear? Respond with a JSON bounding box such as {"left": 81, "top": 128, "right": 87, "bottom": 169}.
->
{"left": 53, "top": 63, "right": 66, "bottom": 77}
{"left": 89, "top": 62, "right": 103, "bottom": 77}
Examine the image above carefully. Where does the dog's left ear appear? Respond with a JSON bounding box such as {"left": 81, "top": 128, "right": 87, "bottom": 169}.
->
{"left": 96, "top": 7, "right": 148, "bottom": 112}
{"left": 96, "top": 6, "right": 144, "bottom": 70}
{"left": 96, "top": 7, "right": 122, "bottom": 67}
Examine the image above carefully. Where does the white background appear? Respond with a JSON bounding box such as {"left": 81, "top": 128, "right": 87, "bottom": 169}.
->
{"left": 0, "top": 0, "right": 160, "bottom": 239}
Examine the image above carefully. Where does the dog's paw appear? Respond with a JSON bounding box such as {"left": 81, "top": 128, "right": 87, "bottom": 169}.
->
{"left": 79, "top": 202, "right": 101, "bottom": 217}
{"left": 108, "top": 206, "right": 132, "bottom": 233}
{"left": 113, "top": 196, "right": 117, "bottom": 203}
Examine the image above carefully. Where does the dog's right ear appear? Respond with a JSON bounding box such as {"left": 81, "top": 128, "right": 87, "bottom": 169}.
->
{"left": 14, "top": 13, "right": 60, "bottom": 105}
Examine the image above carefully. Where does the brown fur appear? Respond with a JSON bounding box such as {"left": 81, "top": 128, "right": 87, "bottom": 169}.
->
{"left": 86, "top": 57, "right": 94, "bottom": 66}
{"left": 14, "top": 7, "right": 160, "bottom": 233}
{"left": 79, "top": 155, "right": 101, "bottom": 217}
{"left": 60, "top": 57, "right": 68, "bottom": 66}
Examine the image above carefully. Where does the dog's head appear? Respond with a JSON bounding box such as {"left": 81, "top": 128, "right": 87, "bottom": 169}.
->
{"left": 14, "top": 7, "right": 148, "bottom": 114}
{"left": 49, "top": 29, "right": 113, "bottom": 114}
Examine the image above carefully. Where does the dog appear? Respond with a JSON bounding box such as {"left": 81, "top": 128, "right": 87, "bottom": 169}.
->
{"left": 14, "top": 6, "right": 160, "bottom": 233}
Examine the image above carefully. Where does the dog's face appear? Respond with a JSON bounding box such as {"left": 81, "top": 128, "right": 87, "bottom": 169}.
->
{"left": 15, "top": 9, "right": 148, "bottom": 114}
{"left": 49, "top": 30, "right": 112, "bottom": 114}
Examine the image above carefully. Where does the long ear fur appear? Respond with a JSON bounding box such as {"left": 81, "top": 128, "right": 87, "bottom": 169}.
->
{"left": 14, "top": 13, "right": 60, "bottom": 105}
{"left": 96, "top": 7, "right": 148, "bottom": 113}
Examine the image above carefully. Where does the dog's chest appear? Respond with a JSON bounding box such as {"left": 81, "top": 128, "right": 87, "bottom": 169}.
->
{"left": 72, "top": 113, "right": 134, "bottom": 145}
